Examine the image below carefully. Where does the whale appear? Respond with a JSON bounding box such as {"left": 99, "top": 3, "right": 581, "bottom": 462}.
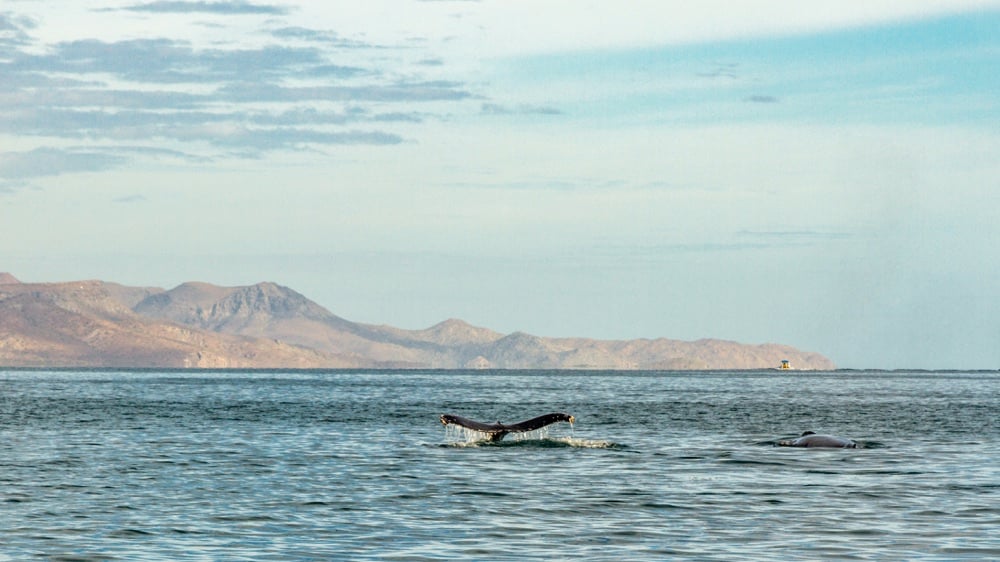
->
{"left": 777, "top": 431, "right": 858, "bottom": 448}
{"left": 440, "top": 412, "right": 575, "bottom": 442}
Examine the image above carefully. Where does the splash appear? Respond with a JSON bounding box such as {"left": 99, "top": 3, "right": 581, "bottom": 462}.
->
{"left": 546, "top": 436, "right": 617, "bottom": 449}
{"left": 442, "top": 424, "right": 561, "bottom": 444}
{"left": 443, "top": 421, "right": 615, "bottom": 448}
{"left": 443, "top": 424, "right": 497, "bottom": 444}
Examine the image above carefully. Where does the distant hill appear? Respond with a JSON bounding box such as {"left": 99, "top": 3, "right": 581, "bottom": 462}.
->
{"left": 0, "top": 274, "right": 836, "bottom": 370}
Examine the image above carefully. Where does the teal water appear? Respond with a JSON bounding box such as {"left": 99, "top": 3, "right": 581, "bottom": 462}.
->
{"left": 1, "top": 370, "right": 998, "bottom": 560}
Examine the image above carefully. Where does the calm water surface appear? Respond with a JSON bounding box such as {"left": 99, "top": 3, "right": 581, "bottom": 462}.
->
{"left": 1, "top": 369, "right": 997, "bottom": 560}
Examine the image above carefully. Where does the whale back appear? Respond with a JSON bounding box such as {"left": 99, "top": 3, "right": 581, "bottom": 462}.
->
{"left": 778, "top": 431, "right": 858, "bottom": 448}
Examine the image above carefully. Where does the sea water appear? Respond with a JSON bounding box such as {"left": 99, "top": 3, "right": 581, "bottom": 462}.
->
{"left": 1, "top": 369, "right": 997, "bottom": 560}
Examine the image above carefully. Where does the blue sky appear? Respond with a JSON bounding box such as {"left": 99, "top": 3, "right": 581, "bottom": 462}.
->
{"left": 1, "top": 1, "right": 998, "bottom": 369}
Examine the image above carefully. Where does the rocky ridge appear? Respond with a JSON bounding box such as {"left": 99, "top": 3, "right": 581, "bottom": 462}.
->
{"left": 0, "top": 274, "right": 836, "bottom": 370}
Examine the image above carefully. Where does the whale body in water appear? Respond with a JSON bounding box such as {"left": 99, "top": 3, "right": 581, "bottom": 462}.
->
{"left": 778, "top": 431, "right": 858, "bottom": 448}
{"left": 440, "top": 412, "right": 575, "bottom": 442}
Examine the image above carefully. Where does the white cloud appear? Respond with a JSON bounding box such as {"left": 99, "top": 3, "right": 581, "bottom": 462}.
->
{"left": 0, "top": 147, "right": 127, "bottom": 180}
{"left": 114, "top": 1, "right": 291, "bottom": 15}
{"left": 294, "top": 0, "right": 1000, "bottom": 59}
{"left": 0, "top": 2, "right": 479, "bottom": 180}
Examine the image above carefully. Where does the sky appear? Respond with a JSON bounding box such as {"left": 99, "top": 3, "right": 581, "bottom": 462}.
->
{"left": 1, "top": 1, "right": 998, "bottom": 369}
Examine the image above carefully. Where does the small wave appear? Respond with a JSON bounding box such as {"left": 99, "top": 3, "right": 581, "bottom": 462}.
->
{"left": 169, "top": 527, "right": 206, "bottom": 535}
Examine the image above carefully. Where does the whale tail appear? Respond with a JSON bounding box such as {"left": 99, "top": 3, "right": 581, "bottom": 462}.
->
{"left": 440, "top": 412, "right": 575, "bottom": 442}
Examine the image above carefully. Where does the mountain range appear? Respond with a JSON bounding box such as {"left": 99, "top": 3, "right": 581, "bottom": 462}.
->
{"left": 0, "top": 273, "right": 835, "bottom": 370}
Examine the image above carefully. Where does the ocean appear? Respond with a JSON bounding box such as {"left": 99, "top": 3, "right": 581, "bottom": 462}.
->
{"left": 1, "top": 369, "right": 997, "bottom": 561}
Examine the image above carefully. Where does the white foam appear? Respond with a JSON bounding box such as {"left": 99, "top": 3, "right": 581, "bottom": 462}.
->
{"left": 443, "top": 424, "right": 614, "bottom": 448}
{"left": 548, "top": 436, "right": 617, "bottom": 449}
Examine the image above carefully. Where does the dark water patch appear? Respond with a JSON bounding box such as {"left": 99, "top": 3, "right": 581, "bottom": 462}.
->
{"left": 856, "top": 441, "right": 889, "bottom": 448}
{"left": 956, "top": 506, "right": 1000, "bottom": 516}
{"left": 947, "top": 483, "right": 1000, "bottom": 491}
{"left": 853, "top": 469, "right": 927, "bottom": 475}
{"left": 718, "top": 457, "right": 789, "bottom": 466}
{"left": 827, "top": 526, "right": 889, "bottom": 536}
{"left": 211, "top": 514, "right": 284, "bottom": 523}
{"left": 453, "top": 490, "right": 513, "bottom": 497}
{"left": 804, "top": 468, "right": 861, "bottom": 475}
{"left": 938, "top": 547, "right": 1000, "bottom": 556}
{"left": 673, "top": 454, "right": 709, "bottom": 460}
{"left": 912, "top": 509, "right": 950, "bottom": 516}
{"left": 639, "top": 501, "right": 696, "bottom": 510}
{"left": 107, "top": 528, "right": 155, "bottom": 537}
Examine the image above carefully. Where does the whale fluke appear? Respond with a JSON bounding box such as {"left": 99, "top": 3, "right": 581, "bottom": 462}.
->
{"left": 777, "top": 431, "right": 858, "bottom": 448}
{"left": 440, "top": 412, "right": 575, "bottom": 442}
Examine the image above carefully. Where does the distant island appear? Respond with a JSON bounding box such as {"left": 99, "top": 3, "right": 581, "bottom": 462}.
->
{"left": 0, "top": 273, "right": 835, "bottom": 370}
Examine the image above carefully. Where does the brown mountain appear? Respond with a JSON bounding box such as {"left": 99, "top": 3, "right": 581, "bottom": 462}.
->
{"left": 0, "top": 274, "right": 836, "bottom": 370}
{"left": 0, "top": 280, "right": 358, "bottom": 368}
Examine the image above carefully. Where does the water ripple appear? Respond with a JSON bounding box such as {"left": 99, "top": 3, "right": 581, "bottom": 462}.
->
{"left": 1, "top": 369, "right": 998, "bottom": 560}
